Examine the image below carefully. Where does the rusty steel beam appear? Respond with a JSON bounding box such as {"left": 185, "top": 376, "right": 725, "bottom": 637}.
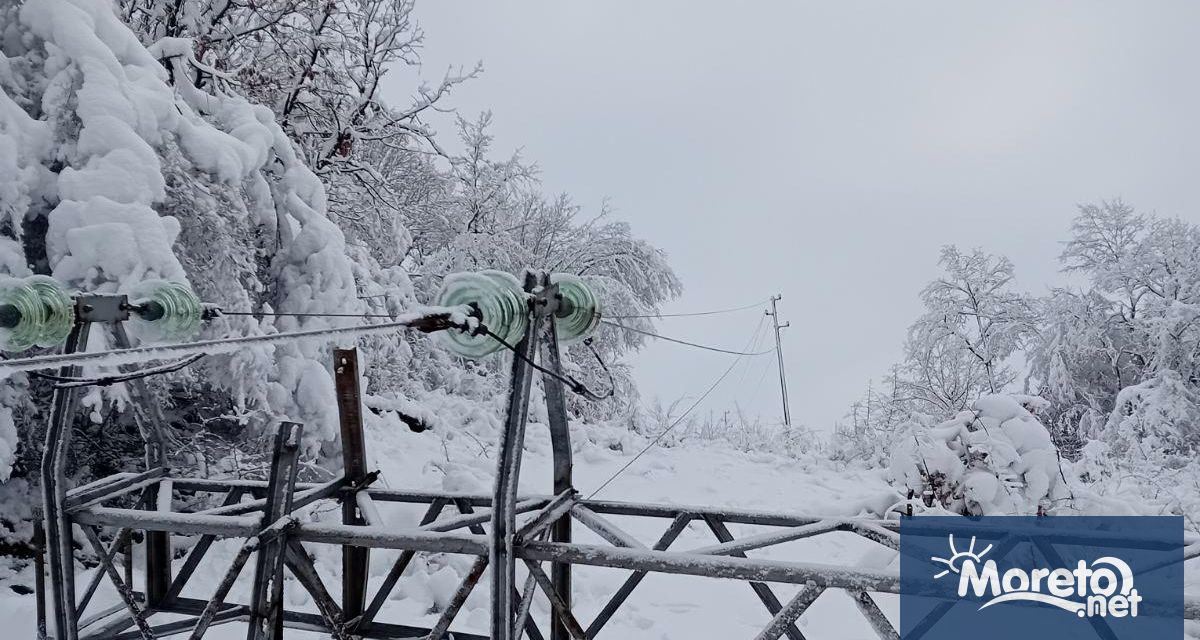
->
{"left": 335, "top": 348, "right": 371, "bottom": 622}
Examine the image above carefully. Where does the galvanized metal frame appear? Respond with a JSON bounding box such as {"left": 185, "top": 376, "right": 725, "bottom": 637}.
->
{"left": 38, "top": 281, "right": 1200, "bottom": 639}
{"left": 52, "top": 475, "right": 1200, "bottom": 639}
{"left": 41, "top": 295, "right": 173, "bottom": 640}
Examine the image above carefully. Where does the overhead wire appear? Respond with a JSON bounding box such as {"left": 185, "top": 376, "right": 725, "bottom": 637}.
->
{"left": 28, "top": 354, "right": 207, "bottom": 389}
{"left": 600, "top": 320, "right": 773, "bottom": 357}
{"left": 216, "top": 310, "right": 397, "bottom": 319}
{"left": 0, "top": 297, "right": 778, "bottom": 397}
{"left": 601, "top": 299, "right": 769, "bottom": 320}
{"left": 733, "top": 316, "right": 769, "bottom": 389}
{"left": 481, "top": 327, "right": 614, "bottom": 401}
{"left": 586, "top": 320, "right": 767, "bottom": 500}
{"left": 221, "top": 297, "right": 771, "bottom": 322}
{"left": 744, "top": 348, "right": 776, "bottom": 409}
{"left": 220, "top": 303, "right": 777, "bottom": 358}
{"left": 0, "top": 307, "right": 470, "bottom": 377}
{"left": 723, "top": 316, "right": 774, "bottom": 418}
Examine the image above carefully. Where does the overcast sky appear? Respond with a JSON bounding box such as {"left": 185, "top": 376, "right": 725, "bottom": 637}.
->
{"left": 384, "top": 2, "right": 1200, "bottom": 431}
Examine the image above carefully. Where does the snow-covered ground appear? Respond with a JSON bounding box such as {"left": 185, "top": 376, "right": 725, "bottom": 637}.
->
{"left": 1, "top": 407, "right": 1198, "bottom": 638}
{"left": 0, "top": 417, "right": 906, "bottom": 638}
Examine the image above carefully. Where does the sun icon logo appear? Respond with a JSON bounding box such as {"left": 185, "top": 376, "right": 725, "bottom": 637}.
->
{"left": 931, "top": 534, "right": 993, "bottom": 580}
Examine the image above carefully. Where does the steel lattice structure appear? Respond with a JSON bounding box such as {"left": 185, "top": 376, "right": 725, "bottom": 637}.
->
{"left": 35, "top": 273, "right": 1200, "bottom": 639}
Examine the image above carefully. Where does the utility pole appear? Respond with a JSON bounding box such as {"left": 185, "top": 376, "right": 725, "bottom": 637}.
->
{"left": 765, "top": 295, "right": 792, "bottom": 427}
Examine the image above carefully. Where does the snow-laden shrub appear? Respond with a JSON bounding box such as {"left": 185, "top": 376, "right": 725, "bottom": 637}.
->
{"left": 888, "top": 394, "right": 1070, "bottom": 515}
{"left": 692, "top": 415, "right": 820, "bottom": 458}
{"left": 1103, "top": 370, "right": 1200, "bottom": 464}
{"left": 829, "top": 418, "right": 900, "bottom": 467}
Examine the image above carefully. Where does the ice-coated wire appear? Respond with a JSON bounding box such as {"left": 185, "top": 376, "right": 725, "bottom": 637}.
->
{"left": 35, "top": 354, "right": 207, "bottom": 389}
{"left": 600, "top": 319, "right": 774, "bottom": 356}
{"left": 0, "top": 306, "right": 473, "bottom": 377}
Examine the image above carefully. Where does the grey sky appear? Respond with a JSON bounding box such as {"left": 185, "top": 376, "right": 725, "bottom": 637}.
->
{"left": 385, "top": 2, "right": 1200, "bottom": 431}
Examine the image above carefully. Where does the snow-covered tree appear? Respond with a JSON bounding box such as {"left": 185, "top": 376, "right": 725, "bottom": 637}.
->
{"left": 850, "top": 202, "right": 1200, "bottom": 473}
{"left": 835, "top": 248, "right": 1037, "bottom": 463}
{"left": 872, "top": 246, "right": 1039, "bottom": 427}
{"left": 1025, "top": 289, "right": 1121, "bottom": 453}
{"left": 1033, "top": 201, "right": 1200, "bottom": 458}
{"left": 0, "top": 0, "right": 682, "bottom": 546}
{"left": 914, "top": 246, "right": 1037, "bottom": 393}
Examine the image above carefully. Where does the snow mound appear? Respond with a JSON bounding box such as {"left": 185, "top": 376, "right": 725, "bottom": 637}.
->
{"left": 888, "top": 394, "right": 1069, "bottom": 515}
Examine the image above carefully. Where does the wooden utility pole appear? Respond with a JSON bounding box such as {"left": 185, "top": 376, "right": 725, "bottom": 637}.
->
{"left": 765, "top": 295, "right": 792, "bottom": 427}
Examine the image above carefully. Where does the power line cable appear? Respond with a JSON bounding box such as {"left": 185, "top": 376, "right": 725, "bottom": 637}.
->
{"left": 223, "top": 309, "right": 617, "bottom": 400}
{"left": 221, "top": 300, "right": 771, "bottom": 323}
{"left": 586, "top": 322, "right": 764, "bottom": 499}
{"left": 0, "top": 308, "right": 469, "bottom": 376}
{"left": 600, "top": 320, "right": 773, "bottom": 357}
{"left": 601, "top": 299, "right": 769, "bottom": 320}
{"left": 744, "top": 353, "right": 775, "bottom": 409}
{"left": 481, "top": 328, "right": 614, "bottom": 401}
{"left": 726, "top": 319, "right": 774, "bottom": 418}
{"left": 734, "top": 316, "right": 769, "bottom": 388}
{"left": 217, "top": 310, "right": 397, "bottom": 319}
{"left": 222, "top": 309, "right": 775, "bottom": 357}
{"left": 28, "top": 354, "right": 206, "bottom": 389}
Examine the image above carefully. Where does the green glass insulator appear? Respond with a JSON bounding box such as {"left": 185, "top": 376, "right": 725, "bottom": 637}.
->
{"left": 0, "top": 276, "right": 48, "bottom": 351}
{"left": 130, "top": 280, "right": 202, "bottom": 340}
{"left": 435, "top": 270, "right": 528, "bottom": 358}
{"left": 25, "top": 275, "right": 74, "bottom": 347}
{"left": 550, "top": 273, "right": 600, "bottom": 343}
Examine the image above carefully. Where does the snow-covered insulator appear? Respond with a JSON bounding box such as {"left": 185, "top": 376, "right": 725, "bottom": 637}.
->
{"left": 0, "top": 275, "right": 75, "bottom": 352}
{"left": 128, "top": 280, "right": 203, "bottom": 341}
{"left": 435, "top": 270, "right": 528, "bottom": 358}
{"left": 549, "top": 273, "right": 601, "bottom": 343}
